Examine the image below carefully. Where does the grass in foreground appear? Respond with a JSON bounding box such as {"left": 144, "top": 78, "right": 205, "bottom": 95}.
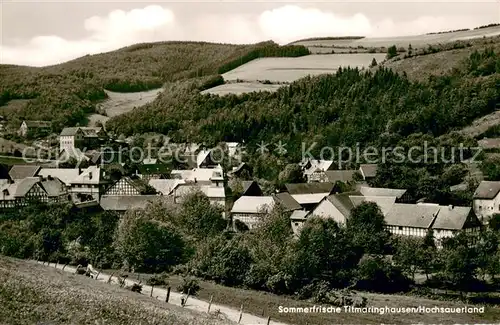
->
{"left": 122, "top": 271, "right": 500, "bottom": 325}
{"left": 0, "top": 256, "right": 233, "bottom": 325}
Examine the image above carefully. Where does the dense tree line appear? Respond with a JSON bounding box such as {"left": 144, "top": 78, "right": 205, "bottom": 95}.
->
{"left": 217, "top": 43, "right": 310, "bottom": 74}
{"left": 1, "top": 195, "right": 499, "bottom": 301}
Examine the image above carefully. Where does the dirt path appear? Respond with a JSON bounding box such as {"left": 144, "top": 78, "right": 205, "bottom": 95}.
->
{"left": 37, "top": 261, "right": 288, "bottom": 325}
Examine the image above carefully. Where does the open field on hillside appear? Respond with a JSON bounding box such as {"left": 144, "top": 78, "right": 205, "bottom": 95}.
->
{"left": 98, "top": 88, "right": 164, "bottom": 118}
{"left": 201, "top": 82, "right": 284, "bottom": 95}
{"left": 221, "top": 53, "right": 386, "bottom": 83}
{"left": 0, "top": 256, "right": 233, "bottom": 325}
{"left": 120, "top": 271, "right": 500, "bottom": 325}
{"left": 291, "top": 26, "right": 500, "bottom": 49}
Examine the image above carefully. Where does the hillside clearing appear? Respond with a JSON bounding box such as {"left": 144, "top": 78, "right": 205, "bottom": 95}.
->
{"left": 98, "top": 88, "right": 164, "bottom": 118}
{"left": 221, "top": 53, "right": 386, "bottom": 83}
{"left": 201, "top": 82, "right": 283, "bottom": 95}
{"left": 291, "top": 26, "right": 500, "bottom": 49}
{"left": 0, "top": 256, "right": 233, "bottom": 325}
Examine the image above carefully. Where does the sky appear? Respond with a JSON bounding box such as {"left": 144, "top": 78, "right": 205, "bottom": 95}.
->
{"left": 1, "top": 0, "right": 499, "bottom": 67}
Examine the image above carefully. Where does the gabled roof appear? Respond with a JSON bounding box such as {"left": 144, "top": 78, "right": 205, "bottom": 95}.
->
{"left": 231, "top": 196, "right": 275, "bottom": 214}
{"left": 359, "top": 164, "right": 378, "bottom": 178}
{"left": 80, "top": 127, "right": 103, "bottom": 137}
{"left": 11, "top": 177, "right": 40, "bottom": 197}
{"left": 38, "top": 168, "right": 80, "bottom": 186}
{"left": 148, "top": 179, "right": 182, "bottom": 195}
{"left": 105, "top": 176, "right": 150, "bottom": 195}
{"left": 324, "top": 170, "right": 356, "bottom": 183}
{"left": 473, "top": 181, "right": 500, "bottom": 199}
{"left": 349, "top": 195, "right": 396, "bottom": 216}
{"left": 40, "top": 177, "right": 67, "bottom": 197}
{"left": 240, "top": 180, "right": 262, "bottom": 196}
{"left": 196, "top": 150, "right": 212, "bottom": 167}
{"left": 303, "top": 160, "right": 334, "bottom": 175}
{"left": 385, "top": 203, "right": 440, "bottom": 228}
{"left": 71, "top": 166, "right": 102, "bottom": 185}
{"left": 9, "top": 165, "right": 41, "bottom": 180}
{"left": 273, "top": 192, "right": 302, "bottom": 211}
{"left": 23, "top": 120, "right": 51, "bottom": 128}
{"left": 173, "top": 184, "right": 225, "bottom": 199}
{"left": 285, "top": 182, "right": 335, "bottom": 195}
{"left": 359, "top": 186, "right": 407, "bottom": 199}
{"left": 290, "top": 210, "right": 310, "bottom": 220}
{"left": 100, "top": 195, "right": 170, "bottom": 211}
{"left": 60, "top": 127, "right": 83, "bottom": 136}
{"left": 325, "top": 191, "right": 362, "bottom": 218}
{"left": 432, "top": 206, "right": 474, "bottom": 230}
{"left": 292, "top": 193, "right": 330, "bottom": 205}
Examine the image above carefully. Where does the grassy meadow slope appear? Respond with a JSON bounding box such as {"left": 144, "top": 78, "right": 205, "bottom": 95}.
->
{"left": 0, "top": 256, "right": 233, "bottom": 325}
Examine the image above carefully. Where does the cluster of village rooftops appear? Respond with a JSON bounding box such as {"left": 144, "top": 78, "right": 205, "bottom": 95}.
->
{"left": 0, "top": 126, "right": 498, "bottom": 245}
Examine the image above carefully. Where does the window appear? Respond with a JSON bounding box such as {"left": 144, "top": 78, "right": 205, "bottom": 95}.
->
{"left": 294, "top": 223, "right": 299, "bottom": 226}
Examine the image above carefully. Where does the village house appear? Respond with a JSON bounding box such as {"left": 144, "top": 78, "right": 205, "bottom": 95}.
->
{"left": 227, "top": 163, "right": 253, "bottom": 179}
{"left": 301, "top": 159, "right": 335, "bottom": 182}
{"left": 18, "top": 120, "right": 51, "bottom": 137}
{"left": 232, "top": 193, "right": 302, "bottom": 230}
{"left": 69, "top": 166, "right": 108, "bottom": 203}
{"left": 0, "top": 176, "right": 69, "bottom": 209}
{"left": 170, "top": 165, "right": 224, "bottom": 187}
{"left": 170, "top": 182, "right": 226, "bottom": 207}
{"left": 231, "top": 196, "right": 275, "bottom": 230}
{"left": 384, "top": 203, "right": 481, "bottom": 246}
{"left": 472, "top": 181, "right": 500, "bottom": 224}
{"left": 359, "top": 164, "right": 378, "bottom": 181}
{"left": 284, "top": 182, "right": 336, "bottom": 210}
{"left": 59, "top": 127, "right": 107, "bottom": 152}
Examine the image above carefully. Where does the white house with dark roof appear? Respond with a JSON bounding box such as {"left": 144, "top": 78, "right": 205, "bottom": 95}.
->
{"left": 302, "top": 160, "right": 335, "bottom": 182}
{"left": 473, "top": 181, "right": 500, "bottom": 223}
{"left": 171, "top": 182, "right": 226, "bottom": 208}
{"left": 59, "top": 127, "right": 106, "bottom": 152}
{"left": 69, "top": 166, "right": 108, "bottom": 202}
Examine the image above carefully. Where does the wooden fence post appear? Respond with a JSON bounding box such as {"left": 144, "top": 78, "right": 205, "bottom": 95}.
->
{"left": 150, "top": 285, "right": 154, "bottom": 297}
{"left": 238, "top": 304, "right": 243, "bottom": 324}
{"left": 207, "top": 295, "right": 213, "bottom": 313}
{"left": 165, "top": 287, "right": 171, "bottom": 303}
{"left": 266, "top": 316, "right": 271, "bottom": 325}
{"left": 108, "top": 272, "right": 115, "bottom": 284}
{"left": 183, "top": 288, "right": 191, "bottom": 306}
{"left": 62, "top": 263, "right": 68, "bottom": 271}
{"left": 95, "top": 271, "right": 100, "bottom": 280}
{"left": 56, "top": 260, "right": 59, "bottom": 268}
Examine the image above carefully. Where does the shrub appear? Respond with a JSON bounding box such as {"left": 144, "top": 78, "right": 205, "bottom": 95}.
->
{"left": 146, "top": 273, "right": 169, "bottom": 286}
{"left": 177, "top": 277, "right": 200, "bottom": 296}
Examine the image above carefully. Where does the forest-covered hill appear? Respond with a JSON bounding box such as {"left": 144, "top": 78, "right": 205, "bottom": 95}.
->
{"left": 0, "top": 41, "right": 309, "bottom": 130}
